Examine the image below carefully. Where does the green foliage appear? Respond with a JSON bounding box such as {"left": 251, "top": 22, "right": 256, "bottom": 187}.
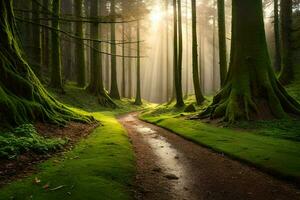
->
{"left": 0, "top": 86, "right": 141, "bottom": 200}
{"left": 0, "top": 124, "right": 65, "bottom": 159}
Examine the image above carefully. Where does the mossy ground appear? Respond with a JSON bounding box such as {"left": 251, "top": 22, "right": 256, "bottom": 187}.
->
{"left": 0, "top": 83, "right": 153, "bottom": 200}
{"left": 140, "top": 84, "right": 300, "bottom": 181}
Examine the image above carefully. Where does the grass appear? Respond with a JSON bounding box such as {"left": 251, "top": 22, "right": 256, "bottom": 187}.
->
{"left": 0, "top": 83, "right": 153, "bottom": 200}
{"left": 140, "top": 85, "right": 300, "bottom": 182}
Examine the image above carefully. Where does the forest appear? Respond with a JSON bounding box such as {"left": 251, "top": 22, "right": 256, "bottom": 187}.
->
{"left": 0, "top": 0, "right": 300, "bottom": 199}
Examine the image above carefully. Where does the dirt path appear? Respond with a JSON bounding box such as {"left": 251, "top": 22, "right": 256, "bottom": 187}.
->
{"left": 118, "top": 113, "right": 300, "bottom": 200}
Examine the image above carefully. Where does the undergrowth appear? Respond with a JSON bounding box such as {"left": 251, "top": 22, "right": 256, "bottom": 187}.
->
{"left": 0, "top": 124, "right": 65, "bottom": 159}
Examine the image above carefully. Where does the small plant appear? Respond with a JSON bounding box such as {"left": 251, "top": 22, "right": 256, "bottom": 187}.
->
{"left": 0, "top": 124, "right": 66, "bottom": 159}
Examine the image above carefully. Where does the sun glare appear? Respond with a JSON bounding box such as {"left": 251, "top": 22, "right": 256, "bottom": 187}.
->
{"left": 150, "top": 6, "right": 164, "bottom": 25}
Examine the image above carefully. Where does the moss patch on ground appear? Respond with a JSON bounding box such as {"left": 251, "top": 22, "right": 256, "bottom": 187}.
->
{"left": 140, "top": 86, "right": 300, "bottom": 182}
{"left": 0, "top": 83, "right": 154, "bottom": 200}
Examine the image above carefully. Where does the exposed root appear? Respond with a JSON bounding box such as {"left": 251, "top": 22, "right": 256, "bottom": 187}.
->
{"left": 199, "top": 79, "right": 300, "bottom": 123}
{"left": 98, "top": 93, "right": 118, "bottom": 109}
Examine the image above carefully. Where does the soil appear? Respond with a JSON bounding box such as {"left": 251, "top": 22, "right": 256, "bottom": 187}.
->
{"left": 0, "top": 121, "right": 99, "bottom": 187}
{"left": 118, "top": 113, "right": 300, "bottom": 200}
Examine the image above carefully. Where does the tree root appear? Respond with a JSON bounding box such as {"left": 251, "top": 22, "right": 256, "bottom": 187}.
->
{"left": 199, "top": 80, "right": 300, "bottom": 123}
{"left": 98, "top": 93, "right": 118, "bottom": 109}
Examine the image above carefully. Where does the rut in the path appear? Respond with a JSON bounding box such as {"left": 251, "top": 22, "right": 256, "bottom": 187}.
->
{"left": 118, "top": 113, "right": 300, "bottom": 200}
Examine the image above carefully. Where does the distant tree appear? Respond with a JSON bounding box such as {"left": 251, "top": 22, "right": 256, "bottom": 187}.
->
{"left": 191, "top": 0, "right": 205, "bottom": 105}
{"left": 201, "top": 0, "right": 300, "bottom": 122}
{"left": 50, "top": 0, "right": 63, "bottom": 90}
{"left": 74, "top": 0, "right": 86, "bottom": 87}
{"left": 109, "top": 0, "right": 121, "bottom": 99}
{"left": 122, "top": 22, "right": 126, "bottom": 98}
{"left": 41, "top": 0, "right": 50, "bottom": 76}
{"left": 279, "top": 0, "right": 293, "bottom": 85}
{"left": 173, "top": 0, "right": 185, "bottom": 107}
{"left": 134, "top": 19, "right": 142, "bottom": 105}
{"left": 273, "top": 0, "right": 281, "bottom": 72}
{"left": 217, "top": 0, "right": 227, "bottom": 87}
{"left": 31, "top": 0, "right": 42, "bottom": 78}
{"left": 0, "top": 0, "right": 91, "bottom": 126}
{"left": 87, "top": 0, "right": 116, "bottom": 107}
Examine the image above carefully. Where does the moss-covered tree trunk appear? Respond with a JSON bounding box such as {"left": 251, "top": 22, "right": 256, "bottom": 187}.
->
{"left": 0, "top": 0, "right": 91, "bottom": 127}
{"left": 279, "top": 0, "right": 293, "bottom": 85}
{"left": 109, "top": 0, "right": 120, "bottom": 100}
{"left": 134, "top": 20, "right": 142, "bottom": 105}
{"left": 50, "top": 0, "right": 63, "bottom": 90}
{"left": 86, "top": 0, "right": 116, "bottom": 108}
{"left": 273, "top": 0, "right": 281, "bottom": 72}
{"left": 200, "top": 0, "right": 300, "bottom": 122}
{"left": 191, "top": 0, "right": 204, "bottom": 105}
{"left": 217, "top": 0, "right": 227, "bottom": 87}
{"left": 74, "top": 0, "right": 86, "bottom": 87}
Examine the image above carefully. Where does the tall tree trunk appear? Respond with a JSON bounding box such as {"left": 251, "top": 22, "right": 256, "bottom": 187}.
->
{"left": 0, "top": 0, "right": 91, "bottom": 126}
{"left": 122, "top": 23, "right": 126, "bottom": 97}
{"left": 42, "top": 0, "right": 50, "bottom": 77}
{"left": 217, "top": 0, "right": 227, "bottom": 87}
{"left": 109, "top": 0, "right": 120, "bottom": 99}
{"left": 87, "top": 0, "right": 100, "bottom": 94}
{"left": 200, "top": 0, "right": 300, "bottom": 122}
{"left": 127, "top": 25, "right": 133, "bottom": 98}
{"left": 191, "top": 0, "right": 205, "bottom": 105}
{"left": 74, "top": 0, "right": 86, "bottom": 87}
{"left": 87, "top": 0, "right": 116, "bottom": 107}
{"left": 273, "top": 0, "right": 281, "bottom": 72}
{"left": 212, "top": 0, "right": 217, "bottom": 90}
{"left": 62, "top": 0, "right": 73, "bottom": 81}
{"left": 134, "top": 20, "right": 142, "bottom": 105}
{"left": 185, "top": 0, "right": 189, "bottom": 97}
{"left": 279, "top": 0, "right": 293, "bottom": 85}
{"left": 165, "top": 0, "right": 171, "bottom": 101}
{"left": 50, "top": 0, "right": 63, "bottom": 90}
{"left": 174, "top": 0, "right": 185, "bottom": 107}
{"left": 31, "top": 0, "right": 42, "bottom": 78}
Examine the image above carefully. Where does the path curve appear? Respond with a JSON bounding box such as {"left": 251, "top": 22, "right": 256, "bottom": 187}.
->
{"left": 118, "top": 113, "right": 300, "bottom": 200}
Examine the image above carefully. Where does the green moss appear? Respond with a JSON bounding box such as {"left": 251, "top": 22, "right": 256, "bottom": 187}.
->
{"left": 0, "top": 112, "right": 134, "bottom": 200}
{"left": 0, "top": 124, "right": 65, "bottom": 159}
{"left": 0, "top": 1, "right": 91, "bottom": 127}
{"left": 140, "top": 92, "right": 300, "bottom": 181}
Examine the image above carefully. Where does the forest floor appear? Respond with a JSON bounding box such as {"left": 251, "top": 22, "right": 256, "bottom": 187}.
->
{"left": 120, "top": 112, "right": 300, "bottom": 200}
{"left": 140, "top": 82, "right": 300, "bottom": 188}
{"left": 1, "top": 81, "right": 300, "bottom": 200}
{"left": 0, "top": 83, "right": 152, "bottom": 200}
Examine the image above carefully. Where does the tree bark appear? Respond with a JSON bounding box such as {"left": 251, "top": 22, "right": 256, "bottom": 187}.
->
{"left": 134, "top": 20, "right": 142, "bottom": 105}
{"left": 109, "top": 0, "right": 120, "bottom": 99}
{"left": 279, "top": 0, "right": 293, "bottom": 85}
{"left": 50, "top": 0, "right": 63, "bottom": 90}
{"left": 74, "top": 0, "right": 86, "bottom": 87}
{"left": 31, "top": 0, "right": 42, "bottom": 78}
{"left": 217, "top": 0, "right": 227, "bottom": 87}
{"left": 191, "top": 0, "right": 205, "bottom": 105}
{"left": 273, "top": 0, "right": 281, "bottom": 72}
{"left": 174, "top": 0, "right": 185, "bottom": 107}
{"left": 200, "top": 0, "right": 300, "bottom": 122}
{"left": 122, "top": 22, "right": 126, "bottom": 97}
